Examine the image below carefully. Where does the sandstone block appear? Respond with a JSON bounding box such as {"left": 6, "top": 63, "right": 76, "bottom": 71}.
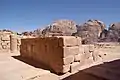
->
{"left": 85, "top": 53, "right": 91, "bottom": 59}
{"left": 89, "top": 44, "right": 94, "bottom": 52}
{"left": 45, "top": 37, "right": 59, "bottom": 47}
{"left": 70, "top": 62, "right": 80, "bottom": 73}
{"left": 10, "top": 34, "right": 18, "bottom": 53}
{"left": 84, "top": 57, "right": 94, "bottom": 65}
{"left": 92, "top": 50, "right": 99, "bottom": 61}
{"left": 17, "top": 38, "right": 21, "bottom": 46}
{"left": 63, "top": 46, "right": 80, "bottom": 57}
{"left": 1, "top": 35, "right": 10, "bottom": 41}
{"left": 74, "top": 54, "right": 82, "bottom": 62}
{"left": 2, "top": 45, "right": 7, "bottom": 49}
{"left": 58, "top": 36, "right": 81, "bottom": 47}
{"left": 62, "top": 64, "right": 70, "bottom": 73}
{"left": 1, "top": 42, "right": 7, "bottom": 46}
{"left": 54, "top": 46, "right": 80, "bottom": 58}
{"left": 0, "top": 45, "right": 2, "bottom": 50}
{"left": 79, "top": 54, "right": 86, "bottom": 66}
{"left": 63, "top": 55, "right": 74, "bottom": 65}
{"left": 20, "top": 37, "right": 80, "bottom": 74}
{"left": 83, "top": 45, "right": 89, "bottom": 54}
{"left": 79, "top": 46, "right": 84, "bottom": 54}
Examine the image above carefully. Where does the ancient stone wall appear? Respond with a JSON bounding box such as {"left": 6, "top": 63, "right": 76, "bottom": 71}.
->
{"left": 20, "top": 35, "right": 120, "bottom": 74}
{"left": 0, "top": 32, "right": 21, "bottom": 53}
{"left": 20, "top": 36, "right": 105, "bottom": 74}
{"left": 0, "top": 32, "right": 11, "bottom": 52}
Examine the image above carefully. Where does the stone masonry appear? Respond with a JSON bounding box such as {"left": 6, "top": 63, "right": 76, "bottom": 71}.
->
{"left": 20, "top": 36, "right": 80, "bottom": 74}
{"left": 0, "top": 32, "right": 21, "bottom": 53}
{"left": 20, "top": 36, "right": 108, "bottom": 74}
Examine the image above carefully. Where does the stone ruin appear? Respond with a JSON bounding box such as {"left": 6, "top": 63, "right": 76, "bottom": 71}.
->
{"left": 0, "top": 31, "right": 33, "bottom": 53}
{"left": 20, "top": 36, "right": 120, "bottom": 75}
{"left": 0, "top": 32, "right": 120, "bottom": 79}
{"left": 0, "top": 32, "right": 21, "bottom": 53}
{"left": 0, "top": 31, "right": 119, "bottom": 75}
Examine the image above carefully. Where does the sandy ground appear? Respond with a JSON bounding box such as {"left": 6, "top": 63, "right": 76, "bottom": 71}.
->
{"left": 0, "top": 49, "right": 120, "bottom": 80}
{"left": 0, "top": 53, "right": 58, "bottom": 80}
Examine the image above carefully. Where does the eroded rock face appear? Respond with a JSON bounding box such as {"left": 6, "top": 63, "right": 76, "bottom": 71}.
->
{"left": 109, "top": 23, "right": 120, "bottom": 42}
{"left": 73, "top": 19, "right": 106, "bottom": 44}
{"left": 42, "top": 19, "right": 77, "bottom": 36}
{"left": 100, "top": 22, "right": 120, "bottom": 42}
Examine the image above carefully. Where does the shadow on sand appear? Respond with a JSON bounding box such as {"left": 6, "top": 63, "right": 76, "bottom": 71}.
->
{"left": 12, "top": 55, "right": 120, "bottom": 80}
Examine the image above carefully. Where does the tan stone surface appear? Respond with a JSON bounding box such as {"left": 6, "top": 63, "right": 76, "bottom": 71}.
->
{"left": 89, "top": 44, "right": 94, "bottom": 52}
{"left": 62, "top": 64, "right": 70, "bottom": 73}
{"left": 74, "top": 54, "right": 82, "bottom": 62}
{"left": 20, "top": 36, "right": 81, "bottom": 74}
{"left": 63, "top": 46, "right": 80, "bottom": 57}
{"left": 70, "top": 62, "right": 80, "bottom": 73}
{"left": 63, "top": 55, "right": 74, "bottom": 65}
{"left": 20, "top": 37, "right": 63, "bottom": 73}
{"left": 1, "top": 35, "right": 10, "bottom": 41}
{"left": 83, "top": 45, "right": 89, "bottom": 54}
{"left": 10, "top": 34, "right": 18, "bottom": 53}
{"left": 58, "top": 36, "right": 81, "bottom": 47}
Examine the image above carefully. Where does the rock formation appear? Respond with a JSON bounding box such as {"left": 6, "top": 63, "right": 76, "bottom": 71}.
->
{"left": 73, "top": 19, "right": 106, "bottom": 44}
{"left": 42, "top": 19, "right": 77, "bottom": 37}
{"left": 100, "top": 22, "right": 120, "bottom": 42}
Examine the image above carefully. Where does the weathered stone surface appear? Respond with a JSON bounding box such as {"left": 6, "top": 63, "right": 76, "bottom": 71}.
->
{"left": 89, "top": 44, "right": 94, "bottom": 52}
{"left": 74, "top": 19, "right": 106, "bottom": 44}
{"left": 42, "top": 19, "right": 77, "bottom": 36}
{"left": 2, "top": 45, "right": 7, "bottom": 49}
{"left": 20, "top": 37, "right": 62, "bottom": 74}
{"left": 1, "top": 42, "right": 7, "bottom": 46}
{"left": 63, "top": 46, "right": 80, "bottom": 57}
{"left": 58, "top": 36, "right": 81, "bottom": 47}
{"left": 92, "top": 50, "right": 99, "bottom": 61}
{"left": 84, "top": 57, "right": 94, "bottom": 65}
{"left": 10, "top": 34, "right": 17, "bottom": 53}
{"left": 1, "top": 35, "right": 10, "bottom": 41}
{"left": 0, "top": 45, "right": 2, "bottom": 50}
{"left": 62, "top": 64, "right": 70, "bottom": 73}
{"left": 79, "top": 45, "right": 84, "bottom": 54}
{"left": 20, "top": 36, "right": 81, "bottom": 74}
{"left": 83, "top": 45, "right": 89, "bottom": 54}
{"left": 70, "top": 62, "right": 80, "bottom": 73}
{"left": 74, "top": 54, "right": 82, "bottom": 62}
{"left": 99, "top": 22, "right": 120, "bottom": 42}
{"left": 17, "top": 38, "right": 21, "bottom": 46}
{"left": 63, "top": 55, "right": 74, "bottom": 65}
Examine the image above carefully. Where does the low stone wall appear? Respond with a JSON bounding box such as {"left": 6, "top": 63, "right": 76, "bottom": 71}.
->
{"left": 0, "top": 32, "right": 21, "bottom": 53}
{"left": 20, "top": 36, "right": 105, "bottom": 74}
{"left": 0, "top": 32, "right": 11, "bottom": 52}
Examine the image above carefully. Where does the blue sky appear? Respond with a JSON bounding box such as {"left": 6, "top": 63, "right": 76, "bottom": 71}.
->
{"left": 0, "top": 0, "right": 120, "bottom": 32}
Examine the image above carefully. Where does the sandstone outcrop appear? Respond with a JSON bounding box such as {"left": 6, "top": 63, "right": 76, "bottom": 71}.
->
{"left": 42, "top": 19, "right": 77, "bottom": 37}
{"left": 100, "top": 22, "right": 120, "bottom": 42}
{"left": 73, "top": 19, "right": 106, "bottom": 44}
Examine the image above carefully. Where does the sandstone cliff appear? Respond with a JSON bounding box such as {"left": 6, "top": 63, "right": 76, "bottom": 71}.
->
{"left": 73, "top": 19, "right": 106, "bottom": 44}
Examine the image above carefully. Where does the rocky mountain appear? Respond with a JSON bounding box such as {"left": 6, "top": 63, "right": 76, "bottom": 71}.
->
{"left": 20, "top": 19, "right": 120, "bottom": 44}
{"left": 73, "top": 19, "right": 106, "bottom": 44}
{"left": 42, "top": 19, "right": 77, "bottom": 37}
{"left": 100, "top": 22, "right": 120, "bottom": 42}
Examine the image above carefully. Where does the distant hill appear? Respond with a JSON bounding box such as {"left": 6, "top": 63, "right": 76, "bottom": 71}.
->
{"left": 20, "top": 19, "right": 120, "bottom": 44}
